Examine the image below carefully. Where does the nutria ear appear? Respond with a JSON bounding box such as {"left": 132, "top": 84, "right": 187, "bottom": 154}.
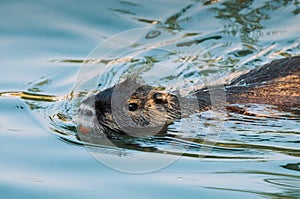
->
{"left": 152, "top": 92, "right": 170, "bottom": 104}
{"left": 152, "top": 92, "right": 162, "bottom": 99}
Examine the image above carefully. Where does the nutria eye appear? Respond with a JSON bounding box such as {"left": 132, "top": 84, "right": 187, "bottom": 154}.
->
{"left": 128, "top": 103, "right": 138, "bottom": 111}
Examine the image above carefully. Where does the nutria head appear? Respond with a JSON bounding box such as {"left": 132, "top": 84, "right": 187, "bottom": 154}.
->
{"left": 77, "top": 78, "right": 181, "bottom": 137}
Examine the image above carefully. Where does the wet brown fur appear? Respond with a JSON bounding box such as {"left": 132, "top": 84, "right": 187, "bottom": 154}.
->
{"left": 226, "top": 56, "right": 300, "bottom": 106}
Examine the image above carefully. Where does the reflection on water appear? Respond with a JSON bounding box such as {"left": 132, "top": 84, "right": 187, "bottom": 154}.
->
{"left": 0, "top": 0, "right": 300, "bottom": 198}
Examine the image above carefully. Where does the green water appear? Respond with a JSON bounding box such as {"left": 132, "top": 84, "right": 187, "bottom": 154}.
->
{"left": 0, "top": 0, "right": 299, "bottom": 198}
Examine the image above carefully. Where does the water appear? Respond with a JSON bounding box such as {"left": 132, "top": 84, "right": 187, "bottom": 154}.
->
{"left": 0, "top": 0, "right": 300, "bottom": 198}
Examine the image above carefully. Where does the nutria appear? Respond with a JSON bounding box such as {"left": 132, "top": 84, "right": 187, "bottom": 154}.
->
{"left": 76, "top": 56, "right": 300, "bottom": 136}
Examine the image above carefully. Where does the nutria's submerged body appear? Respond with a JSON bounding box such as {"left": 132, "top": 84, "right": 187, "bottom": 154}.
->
{"left": 77, "top": 56, "right": 300, "bottom": 136}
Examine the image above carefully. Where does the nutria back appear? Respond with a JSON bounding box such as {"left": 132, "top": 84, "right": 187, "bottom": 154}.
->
{"left": 226, "top": 56, "right": 300, "bottom": 107}
{"left": 230, "top": 56, "right": 300, "bottom": 86}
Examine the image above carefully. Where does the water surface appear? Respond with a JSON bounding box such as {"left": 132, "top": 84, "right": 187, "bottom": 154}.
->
{"left": 0, "top": 0, "right": 299, "bottom": 198}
